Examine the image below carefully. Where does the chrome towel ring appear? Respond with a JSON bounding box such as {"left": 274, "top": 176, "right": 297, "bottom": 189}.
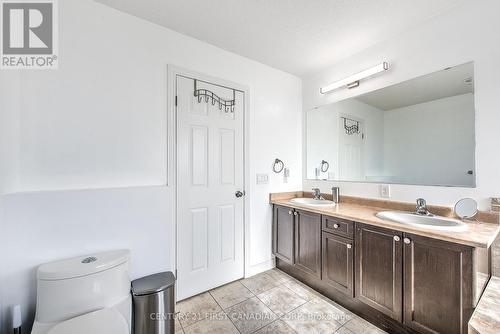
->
{"left": 273, "top": 159, "right": 284, "bottom": 173}
{"left": 320, "top": 160, "right": 329, "bottom": 172}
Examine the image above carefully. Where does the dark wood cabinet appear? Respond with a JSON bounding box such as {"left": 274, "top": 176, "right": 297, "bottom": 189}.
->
{"left": 403, "top": 234, "right": 473, "bottom": 334}
{"left": 295, "top": 209, "right": 322, "bottom": 278}
{"left": 322, "top": 232, "right": 354, "bottom": 296}
{"left": 272, "top": 205, "right": 295, "bottom": 264}
{"left": 355, "top": 224, "right": 403, "bottom": 321}
{"left": 273, "top": 205, "right": 487, "bottom": 334}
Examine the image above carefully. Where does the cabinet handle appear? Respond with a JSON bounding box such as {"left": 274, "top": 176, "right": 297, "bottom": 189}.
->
{"left": 333, "top": 223, "right": 339, "bottom": 229}
{"left": 346, "top": 244, "right": 352, "bottom": 249}
{"left": 404, "top": 238, "right": 411, "bottom": 244}
{"left": 288, "top": 210, "right": 293, "bottom": 215}
{"left": 293, "top": 211, "right": 298, "bottom": 216}
{"left": 393, "top": 236, "right": 400, "bottom": 242}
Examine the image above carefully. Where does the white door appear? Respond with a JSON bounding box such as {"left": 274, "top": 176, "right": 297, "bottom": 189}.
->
{"left": 338, "top": 116, "right": 364, "bottom": 181}
{"left": 176, "top": 75, "right": 245, "bottom": 300}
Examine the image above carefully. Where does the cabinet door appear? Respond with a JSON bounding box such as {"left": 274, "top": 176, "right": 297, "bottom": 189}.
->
{"left": 294, "top": 209, "right": 322, "bottom": 278}
{"left": 355, "top": 224, "right": 403, "bottom": 321}
{"left": 403, "top": 234, "right": 473, "bottom": 334}
{"left": 272, "top": 205, "right": 295, "bottom": 264}
{"left": 322, "top": 232, "right": 354, "bottom": 297}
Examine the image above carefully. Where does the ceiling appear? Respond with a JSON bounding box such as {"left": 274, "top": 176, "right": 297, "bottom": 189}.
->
{"left": 96, "top": 0, "right": 465, "bottom": 76}
{"left": 356, "top": 62, "right": 474, "bottom": 111}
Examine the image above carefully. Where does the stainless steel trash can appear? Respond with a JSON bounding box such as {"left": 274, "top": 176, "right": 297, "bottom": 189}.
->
{"left": 132, "top": 271, "right": 176, "bottom": 334}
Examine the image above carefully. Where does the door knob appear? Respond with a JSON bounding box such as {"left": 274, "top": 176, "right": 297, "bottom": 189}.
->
{"left": 235, "top": 191, "right": 244, "bottom": 198}
{"left": 346, "top": 244, "right": 352, "bottom": 249}
{"left": 393, "top": 236, "right": 400, "bottom": 242}
{"left": 333, "top": 223, "right": 339, "bottom": 229}
{"left": 288, "top": 210, "right": 293, "bottom": 215}
{"left": 404, "top": 238, "right": 411, "bottom": 244}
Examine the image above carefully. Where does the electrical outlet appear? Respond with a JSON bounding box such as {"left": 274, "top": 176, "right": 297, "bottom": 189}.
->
{"left": 380, "top": 184, "right": 391, "bottom": 198}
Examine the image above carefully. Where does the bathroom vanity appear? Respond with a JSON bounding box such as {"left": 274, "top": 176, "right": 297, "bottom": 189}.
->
{"left": 270, "top": 192, "right": 500, "bottom": 334}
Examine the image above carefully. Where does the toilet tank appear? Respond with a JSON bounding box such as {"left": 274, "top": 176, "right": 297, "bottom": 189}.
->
{"left": 35, "top": 250, "right": 131, "bottom": 323}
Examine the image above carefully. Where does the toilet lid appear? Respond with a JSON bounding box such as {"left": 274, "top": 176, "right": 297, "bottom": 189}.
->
{"left": 48, "top": 308, "right": 129, "bottom": 334}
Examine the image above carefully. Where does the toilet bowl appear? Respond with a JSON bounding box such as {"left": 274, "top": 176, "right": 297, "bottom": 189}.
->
{"left": 45, "top": 308, "right": 129, "bottom": 334}
{"left": 31, "top": 250, "right": 132, "bottom": 334}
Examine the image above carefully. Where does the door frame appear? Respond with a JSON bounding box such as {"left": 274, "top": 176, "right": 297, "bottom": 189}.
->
{"left": 167, "top": 65, "right": 251, "bottom": 299}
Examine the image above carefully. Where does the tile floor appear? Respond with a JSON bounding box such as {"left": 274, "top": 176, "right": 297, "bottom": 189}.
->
{"left": 175, "top": 269, "right": 387, "bottom": 334}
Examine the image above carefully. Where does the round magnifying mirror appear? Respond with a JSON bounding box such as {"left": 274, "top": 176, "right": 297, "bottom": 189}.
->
{"left": 454, "top": 198, "right": 478, "bottom": 219}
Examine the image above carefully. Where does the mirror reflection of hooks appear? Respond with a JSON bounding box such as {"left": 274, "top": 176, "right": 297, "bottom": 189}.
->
{"left": 320, "top": 160, "right": 329, "bottom": 173}
{"left": 273, "top": 158, "right": 285, "bottom": 173}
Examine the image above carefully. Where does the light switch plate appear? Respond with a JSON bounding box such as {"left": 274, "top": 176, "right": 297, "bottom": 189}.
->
{"left": 256, "top": 173, "right": 269, "bottom": 185}
{"left": 380, "top": 184, "right": 391, "bottom": 198}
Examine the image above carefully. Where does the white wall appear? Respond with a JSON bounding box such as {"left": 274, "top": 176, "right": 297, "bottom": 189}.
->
{"left": 383, "top": 93, "right": 475, "bottom": 186}
{"left": 303, "top": 0, "right": 500, "bottom": 210}
{"left": 0, "top": 0, "right": 302, "bottom": 331}
{"left": 0, "top": 71, "right": 20, "bottom": 332}
{"left": 0, "top": 72, "right": 20, "bottom": 194}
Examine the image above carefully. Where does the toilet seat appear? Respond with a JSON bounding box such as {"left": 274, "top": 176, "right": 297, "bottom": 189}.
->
{"left": 47, "top": 308, "right": 129, "bottom": 334}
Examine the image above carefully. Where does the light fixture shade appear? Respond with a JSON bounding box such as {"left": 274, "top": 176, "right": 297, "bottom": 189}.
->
{"left": 320, "top": 62, "right": 389, "bottom": 94}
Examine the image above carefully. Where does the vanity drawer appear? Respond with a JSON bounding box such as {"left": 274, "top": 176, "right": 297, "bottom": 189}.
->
{"left": 322, "top": 216, "right": 354, "bottom": 239}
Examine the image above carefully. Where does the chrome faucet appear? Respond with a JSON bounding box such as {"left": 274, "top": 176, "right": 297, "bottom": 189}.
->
{"left": 312, "top": 188, "right": 323, "bottom": 200}
{"left": 415, "top": 198, "right": 432, "bottom": 216}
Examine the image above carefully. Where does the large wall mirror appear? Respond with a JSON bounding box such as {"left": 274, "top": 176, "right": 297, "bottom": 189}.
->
{"left": 306, "top": 62, "right": 476, "bottom": 187}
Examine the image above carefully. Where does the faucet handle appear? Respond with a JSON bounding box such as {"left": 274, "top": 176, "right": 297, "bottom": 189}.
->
{"left": 312, "top": 188, "right": 322, "bottom": 200}
{"left": 416, "top": 198, "right": 427, "bottom": 207}
{"left": 416, "top": 198, "right": 430, "bottom": 215}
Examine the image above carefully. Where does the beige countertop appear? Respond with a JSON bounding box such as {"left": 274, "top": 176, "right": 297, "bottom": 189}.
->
{"left": 469, "top": 276, "right": 500, "bottom": 334}
{"left": 270, "top": 193, "right": 500, "bottom": 248}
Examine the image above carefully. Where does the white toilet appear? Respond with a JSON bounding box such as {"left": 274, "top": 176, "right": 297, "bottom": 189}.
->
{"left": 31, "top": 250, "right": 132, "bottom": 334}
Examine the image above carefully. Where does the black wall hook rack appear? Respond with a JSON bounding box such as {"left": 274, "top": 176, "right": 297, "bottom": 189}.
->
{"left": 341, "top": 117, "right": 360, "bottom": 135}
{"left": 194, "top": 80, "right": 236, "bottom": 113}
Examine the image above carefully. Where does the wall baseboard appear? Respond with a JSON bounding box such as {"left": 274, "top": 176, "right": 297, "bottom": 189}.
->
{"left": 245, "top": 258, "right": 275, "bottom": 278}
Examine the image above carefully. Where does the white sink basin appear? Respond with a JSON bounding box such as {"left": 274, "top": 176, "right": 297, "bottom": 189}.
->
{"left": 376, "top": 211, "right": 467, "bottom": 231}
{"left": 289, "top": 198, "right": 336, "bottom": 207}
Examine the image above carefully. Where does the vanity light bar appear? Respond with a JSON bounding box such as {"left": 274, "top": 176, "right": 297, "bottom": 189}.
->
{"left": 320, "top": 62, "right": 389, "bottom": 94}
